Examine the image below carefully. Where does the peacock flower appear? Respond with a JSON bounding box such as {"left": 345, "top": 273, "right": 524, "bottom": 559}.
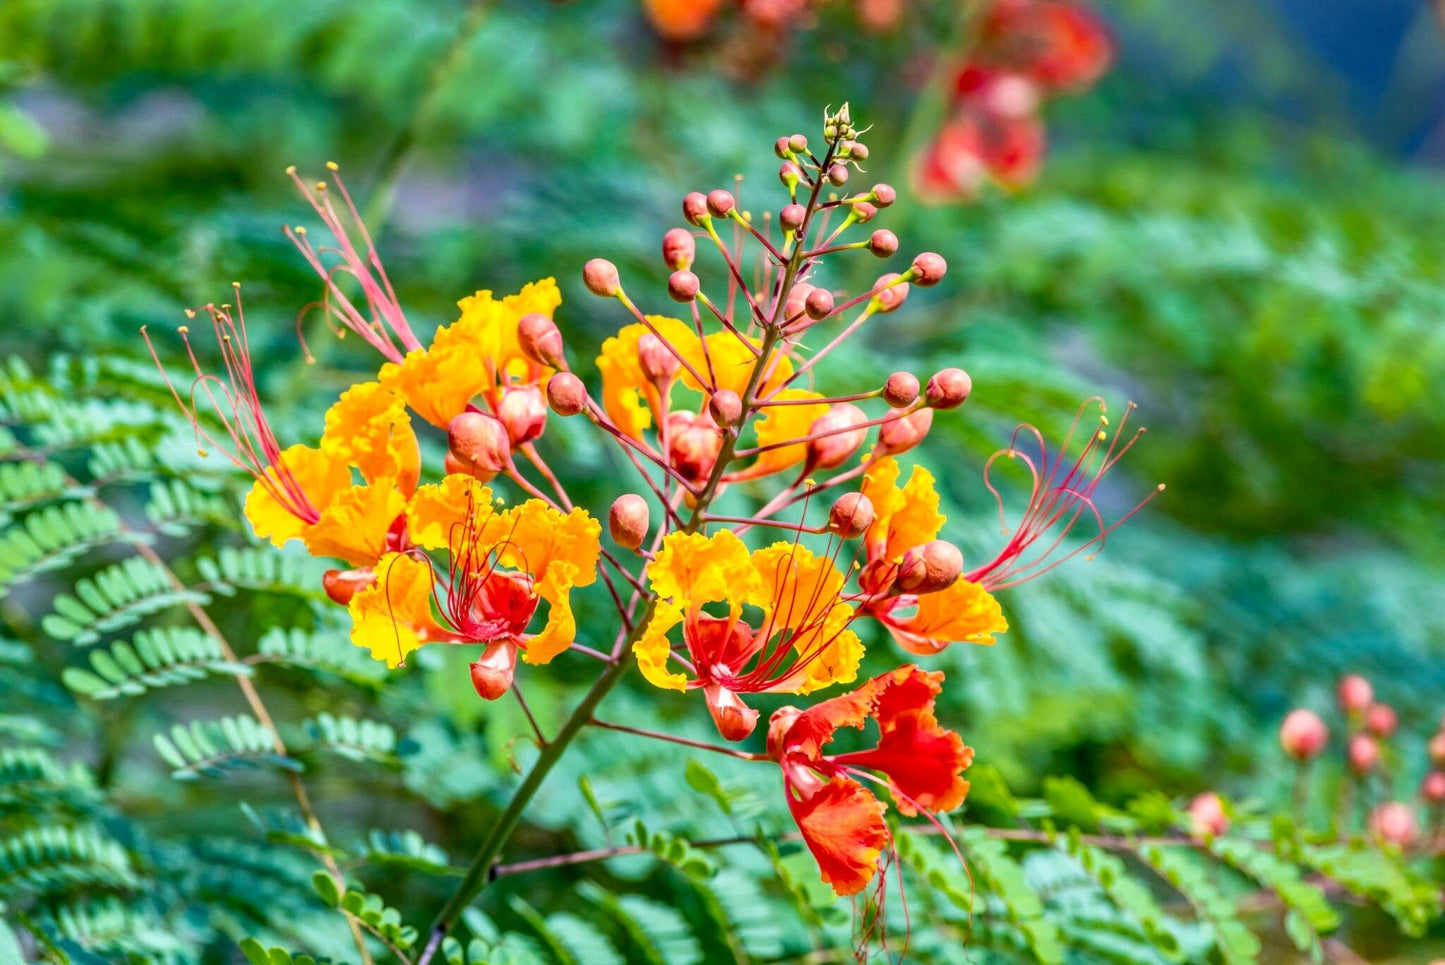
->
{"left": 347, "top": 475, "right": 601, "bottom": 691}
{"left": 595, "top": 316, "right": 700, "bottom": 440}
{"left": 978, "top": 0, "right": 1113, "bottom": 93}
{"left": 380, "top": 279, "right": 562, "bottom": 429}
{"left": 634, "top": 530, "right": 863, "bottom": 741}
{"left": 767, "top": 664, "right": 973, "bottom": 896}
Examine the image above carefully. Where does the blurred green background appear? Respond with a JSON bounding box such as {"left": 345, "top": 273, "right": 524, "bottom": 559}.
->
{"left": 3, "top": 0, "right": 1445, "bottom": 959}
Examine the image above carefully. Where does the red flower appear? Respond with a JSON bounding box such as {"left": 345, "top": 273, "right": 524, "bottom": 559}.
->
{"left": 981, "top": 0, "right": 1113, "bottom": 93}
{"left": 767, "top": 665, "right": 972, "bottom": 896}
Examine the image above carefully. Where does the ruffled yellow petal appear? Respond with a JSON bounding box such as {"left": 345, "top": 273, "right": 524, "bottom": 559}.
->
{"left": 679, "top": 331, "right": 794, "bottom": 399}
{"left": 596, "top": 317, "right": 699, "bottom": 439}
{"left": 861, "top": 458, "right": 944, "bottom": 561}
{"left": 747, "top": 389, "right": 829, "bottom": 477}
{"left": 522, "top": 561, "right": 579, "bottom": 665}
{"left": 348, "top": 552, "right": 438, "bottom": 668}
{"left": 633, "top": 600, "right": 688, "bottom": 691}
{"left": 498, "top": 501, "right": 601, "bottom": 597}
{"left": 243, "top": 444, "right": 351, "bottom": 548}
{"left": 749, "top": 542, "right": 861, "bottom": 694}
{"left": 404, "top": 474, "right": 499, "bottom": 552}
{"left": 793, "top": 607, "right": 863, "bottom": 695}
{"left": 321, "top": 381, "right": 420, "bottom": 495}
{"left": 301, "top": 480, "right": 407, "bottom": 567}
{"left": 648, "top": 530, "right": 758, "bottom": 609}
{"left": 455, "top": 277, "right": 561, "bottom": 388}
{"left": 888, "top": 580, "right": 1008, "bottom": 654}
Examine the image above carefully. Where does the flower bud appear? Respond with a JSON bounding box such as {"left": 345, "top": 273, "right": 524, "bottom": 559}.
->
{"left": 683, "top": 191, "right": 710, "bottom": 225}
{"left": 911, "top": 252, "right": 948, "bottom": 286}
{"left": 583, "top": 258, "right": 620, "bottom": 297}
{"left": 518, "top": 313, "right": 564, "bottom": 368}
{"left": 705, "top": 684, "right": 759, "bottom": 742}
{"left": 708, "top": 389, "right": 742, "bottom": 428}
{"left": 668, "top": 270, "right": 700, "bottom": 302}
{"left": 706, "top": 189, "right": 736, "bottom": 218}
{"left": 883, "top": 372, "right": 919, "bottom": 407}
{"left": 925, "top": 368, "right": 972, "bottom": 409}
{"left": 780, "top": 203, "right": 806, "bottom": 233}
{"left": 1428, "top": 731, "right": 1445, "bottom": 766}
{"left": 1369, "top": 801, "right": 1419, "bottom": 846}
{"left": 667, "top": 411, "right": 724, "bottom": 483}
{"left": 469, "top": 642, "right": 517, "bottom": 701}
{"left": 872, "top": 272, "right": 910, "bottom": 313}
{"left": 637, "top": 333, "right": 681, "bottom": 384}
{"left": 609, "top": 494, "right": 650, "bottom": 549}
{"left": 1188, "top": 792, "right": 1229, "bottom": 837}
{"left": 896, "top": 540, "right": 963, "bottom": 594}
{"left": 1366, "top": 703, "right": 1398, "bottom": 739}
{"left": 767, "top": 705, "right": 803, "bottom": 760}
{"left": 497, "top": 385, "right": 547, "bottom": 445}
{"left": 323, "top": 567, "right": 375, "bottom": 606}
{"left": 828, "top": 492, "right": 874, "bottom": 539}
{"left": 784, "top": 283, "right": 816, "bottom": 320}
{"left": 806, "top": 403, "right": 867, "bottom": 470}
{"left": 662, "top": 227, "right": 696, "bottom": 270}
{"left": 826, "top": 163, "right": 849, "bottom": 186}
{"left": 1338, "top": 675, "right": 1373, "bottom": 714}
{"left": 877, "top": 407, "right": 933, "bottom": 455}
{"left": 1348, "top": 734, "right": 1380, "bottom": 775}
{"left": 804, "top": 287, "right": 834, "bottom": 320}
{"left": 779, "top": 161, "right": 802, "bottom": 189}
{"left": 1422, "top": 771, "right": 1445, "bottom": 804}
{"left": 871, "top": 183, "right": 896, "bottom": 207}
{"left": 852, "top": 201, "right": 877, "bottom": 224}
{"left": 869, "top": 229, "right": 899, "bottom": 258}
{"left": 546, "top": 372, "right": 587, "bottom": 416}
{"left": 774, "top": 136, "right": 792, "bottom": 158}
{"left": 1279, "top": 709, "right": 1328, "bottom": 761}
{"left": 847, "top": 141, "right": 870, "bottom": 161}
{"left": 787, "top": 133, "right": 808, "bottom": 154}
{"left": 448, "top": 410, "right": 511, "bottom": 481}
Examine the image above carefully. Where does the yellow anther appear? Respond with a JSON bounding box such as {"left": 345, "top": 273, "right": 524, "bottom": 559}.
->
{"left": 285, "top": 165, "right": 297, "bottom": 175}
{"left": 802, "top": 477, "right": 817, "bottom": 487}
{"left": 326, "top": 160, "right": 339, "bottom": 171}
{"left": 1096, "top": 430, "right": 1106, "bottom": 441}
{"left": 197, "top": 449, "right": 209, "bottom": 458}
{"left": 316, "top": 182, "right": 327, "bottom": 191}
{"left": 177, "top": 325, "right": 189, "bottom": 334}
{"left": 1100, "top": 416, "right": 1110, "bottom": 427}
{"left": 294, "top": 226, "right": 307, "bottom": 235}
{"left": 232, "top": 281, "right": 241, "bottom": 289}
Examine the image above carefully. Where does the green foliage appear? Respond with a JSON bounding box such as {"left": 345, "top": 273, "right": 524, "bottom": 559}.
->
{"left": 153, "top": 714, "right": 301, "bottom": 780}
{"left": 61, "top": 625, "right": 251, "bottom": 699}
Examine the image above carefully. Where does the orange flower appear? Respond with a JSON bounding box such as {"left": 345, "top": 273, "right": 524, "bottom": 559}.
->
{"left": 635, "top": 530, "right": 862, "bottom": 741}
{"left": 767, "top": 665, "right": 973, "bottom": 896}
{"left": 642, "top": 0, "right": 728, "bottom": 40}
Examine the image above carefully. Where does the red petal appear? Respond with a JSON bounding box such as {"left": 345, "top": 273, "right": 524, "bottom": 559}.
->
{"left": 788, "top": 774, "right": 890, "bottom": 896}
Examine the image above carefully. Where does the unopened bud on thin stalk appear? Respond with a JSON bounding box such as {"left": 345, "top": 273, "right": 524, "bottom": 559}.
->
{"left": 448, "top": 410, "right": 511, "bottom": 481}
{"left": 779, "top": 162, "right": 802, "bottom": 189}
{"left": 668, "top": 270, "right": 700, "bottom": 303}
{"left": 1279, "top": 709, "right": 1328, "bottom": 761}
{"left": 1348, "top": 734, "right": 1380, "bottom": 775}
{"left": 827, "top": 163, "right": 849, "bottom": 186}
{"left": 774, "top": 136, "right": 792, "bottom": 159}
{"left": 609, "top": 494, "right": 651, "bottom": 549}
{"left": 662, "top": 228, "right": 696, "bottom": 270}
{"left": 883, "top": 372, "right": 919, "bottom": 408}
{"left": 785, "top": 283, "right": 816, "bottom": 320}
{"left": 706, "top": 190, "right": 736, "bottom": 218}
{"left": 1366, "top": 703, "right": 1398, "bottom": 738}
{"left": 871, "top": 183, "right": 896, "bottom": 207}
{"left": 667, "top": 411, "right": 724, "bottom": 484}
{"left": 780, "top": 204, "right": 806, "bottom": 233}
{"left": 518, "top": 313, "right": 564, "bottom": 368}
{"left": 583, "top": 258, "right": 620, "bottom": 297}
{"left": 683, "top": 192, "right": 710, "bottom": 225}
{"left": 911, "top": 252, "right": 948, "bottom": 286}
{"left": 708, "top": 389, "right": 742, "bottom": 428}
{"left": 788, "top": 133, "right": 809, "bottom": 154}
{"left": 804, "top": 288, "right": 834, "bottom": 320}
{"left": 1188, "top": 792, "right": 1229, "bottom": 837}
{"left": 872, "top": 272, "right": 910, "bottom": 313}
{"left": 546, "top": 372, "right": 587, "bottom": 416}
{"left": 851, "top": 201, "right": 877, "bottom": 224}
{"left": 498, "top": 385, "right": 547, "bottom": 445}
{"left": 1422, "top": 771, "right": 1445, "bottom": 804}
{"left": 896, "top": 540, "right": 964, "bottom": 594}
{"left": 806, "top": 404, "right": 868, "bottom": 469}
{"left": 828, "top": 492, "right": 874, "bottom": 539}
{"left": 869, "top": 229, "right": 899, "bottom": 257}
{"left": 1338, "top": 674, "right": 1373, "bottom": 715}
{"left": 926, "top": 368, "right": 972, "bottom": 409}
{"left": 1369, "top": 802, "right": 1419, "bottom": 846}
{"left": 877, "top": 407, "right": 933, "bottom": 455}
{"left": 637, "top": 333, "right": 681, "bottom": 384}
{"left": 1429, "top": 732, "right": 1445, "bottom": 767}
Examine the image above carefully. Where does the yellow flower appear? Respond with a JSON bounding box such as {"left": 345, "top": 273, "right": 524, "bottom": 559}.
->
{"left": 321, "top": 381, "right": 420, "bottom": 496}
{"left": 679, "top": 332, "right": 794, "bottom": 399}
{"left": 595, "top": 316, "right": 700, "bottom": 439}
{"left": 497, "top": 500, "right": 603, "bottom": 664}
{"left": 860, "top": 457, "right": 945, "bottom": 563}
{"left": 348, "top": 552, "right": 441, "bottom": 668}
{"left": 735, "top": 388, "right": 829, "bottom": 480}
{"left": 877, "top": 579, "right": 1008, "bottom": 655}
{"left": 243, "top": 443, "right": 351, "bottom": 547}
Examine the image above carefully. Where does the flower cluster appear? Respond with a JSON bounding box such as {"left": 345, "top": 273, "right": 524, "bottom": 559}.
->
{"left": 642, "top": 0, "right": 907, "bottom": 45}
{"left": 147, "top": 107, "right": 1154, "bottom": 908}
{"left": 915, "top": 0, "right": 1111, "bottom": 200}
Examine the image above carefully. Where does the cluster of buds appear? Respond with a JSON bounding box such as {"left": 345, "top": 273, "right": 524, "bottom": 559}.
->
{"left": 915, "top": 0, "right": 1112, "bottom": 200}
{"left": 145, "top": 106, "right": 1156, "bottom": 919}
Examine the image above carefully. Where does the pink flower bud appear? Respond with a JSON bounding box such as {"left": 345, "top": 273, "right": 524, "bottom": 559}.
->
{"left": 1279, "top": 709, "right": 1328, "bottom": 761}
{"left": 323, "top": 567, "right": 375, "bottom": 607}
{"left": 683, "top": 191, "right": 710, "bottom": 225}
{"left": 1348, "top": 734, "right": 1380, "bottom": 775}
{"left": 637, "top": 333, "right": 681, "bottom": 384}
{"left": 787, "top": 133, "right": 808, "bottom": 154}
{"left": 708, "top": 389, "right": 742, "bottom": 428}
{"left": 882, "top": 372, "right": 919, "bottom": 408}
{"left": 1188, "top": 792, "right": 1229, "bottom": 837}
{"left": 609, "top": 494, "right": 650, "bottom": 549}
{"left": 583, "top": 258, "right": 620, "bottom": 297}
{"left": 827, "top": 163, "right": 849, "bottom": 186}
{"left": 667, "top": 411, "right": 724, "bottom": 484}
{"left": 896, "top": 540, "right": 964, "bottom": 594}
{"left": 1369, "top": 801, "right": 1419, "bottom": 846}
{"left": 871, "top": 183, "right": 896, "bottom": 207}
{"left": 668, "top": 270, "right": 700, "bottom": 302}
{"left": 911, "top": 252, "right": 948, "bottom": 287}
{"left": 847, "top": 141, "right": 870, "bottom": 161}
{"left": 873, "top": 272, "right": 910, "bottom": 313}
{"left": 662, "top": 227, "right": 696, "bottom": 270}
{"left": 774, "top": 136, "right": 792, "bottom": 158}
{"left": 779, "top": 161, "right": 802, "bottom": 187}
{"left": 804, "top": 287, "right": 834, "bottom": 320}
{"left": 1338, "top": 675, "right": 1373, "bottom": 714}
{"left": 706, "top": 189, "right": 736, "bottom": 218}
{"left": 1366, "top": 703, "right": 1399, "bottom": 739}
{"left": 877, "top": 407, "right": 933, "bottom": 455}
{"left": 806, "top": 403, "right": 868, "bottom": 469}
{"left": 1422, "top": 771, "right": 1445, "bottom": 804}
{"left": 497, "top": 385, "right": 547, "bottom": 446}
{"left": 852, "top": 201, "right": 877, "bottom": 223}
{"left": 517, "top": 313, "right": 564, "bottom": 368}
{"left": 448, "top": 411, "right": 511, "bottom": 481}
{"left": 705, "top": 683, "right": 759, "bottom": 742}
{"left": 784, "top": 283, "right": 816, "bottom": 320}
{"left": 546, "top": 372, "right": 587, "bottom": 416}
{"left": 470, "top": 642, "right": 517, "bottom": 701}
{"left": 780, "top": 204, "right": 806, "bottom": 233}
{"left": 828, "top": 492, "right": 874, "bottom": 539}
{"left": 869, "top": 229, "right": 899, "bottom": 257}
{"left": 925, "top": 368, "right": 972, "bottom": 409}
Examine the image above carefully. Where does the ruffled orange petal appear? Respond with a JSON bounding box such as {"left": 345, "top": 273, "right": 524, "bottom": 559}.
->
{"left": 522, "top": 561, "right": 579, "bottom": 665}
{"left": 787, "top": 775, "right": 890, "bottom": 897}
{"left": 884, "top": 580, "right": 1007, "bottom": 655}
{"left": 740, "top": 389, "right": 829, "bottom": 479}
{"left": 321, "top": 381, "right": 420, "bottom": 495}
{"left": 404, "top": 474, "right": 499, "bottom": 552}
{"left": 348, "top": 552, "right": 440, "bottom": 668}
{"left": 596, "top": 317, "right": 699, "bottom": 440}
{"left": 633, "top": 600, "right": 689, "bottom": 691}
{"left": 302, "top": 479, "right": 407, "bottom": 567}
{"left": 648, "top": 530, "right": 758, "bottom": 609}
{"left": 861, "top": 457, "right": 945, "bottom": 561}
{"left": 455, "top": 277, "right": 560, "bottom": 389}
{"left": 499, "top": 501, "right": 601, "bottom": 595}
{"left": 243, "top": 444, "right": 351, "bottom": 549}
